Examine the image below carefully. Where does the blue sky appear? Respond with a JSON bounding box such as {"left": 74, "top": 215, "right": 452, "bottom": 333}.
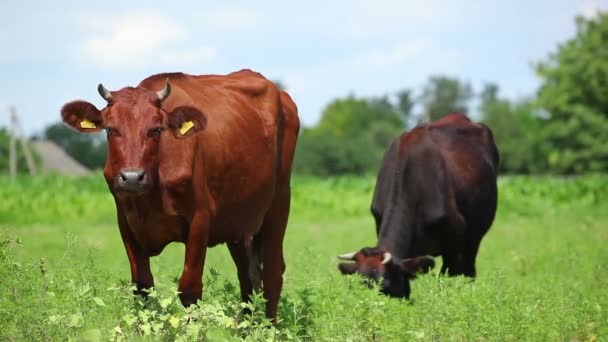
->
{"left": 0, "top": 0, "right": 606, "bottom": 135}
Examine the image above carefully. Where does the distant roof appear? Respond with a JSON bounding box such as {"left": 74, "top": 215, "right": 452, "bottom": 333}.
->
{"left": 31, "top": 140, "right": 89, "bottom": 175}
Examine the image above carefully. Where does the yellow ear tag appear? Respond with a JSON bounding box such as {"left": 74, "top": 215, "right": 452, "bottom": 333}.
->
{"left": 80, "top": 118, "right": 96, "bottom": 129}
{"left": 179, "top": 121, "right": 194, "bottom": 135}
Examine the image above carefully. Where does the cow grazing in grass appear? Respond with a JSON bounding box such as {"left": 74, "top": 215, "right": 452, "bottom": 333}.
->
{"left": 60, "top": 69, "right": 300, "bottom": 322}
{"left": 338, "top": 113, "right": 499, "bottom": 298}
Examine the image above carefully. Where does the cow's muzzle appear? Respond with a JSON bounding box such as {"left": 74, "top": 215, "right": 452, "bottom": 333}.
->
{"left": 115, "top": 168, "right": 149, "bottom": 193}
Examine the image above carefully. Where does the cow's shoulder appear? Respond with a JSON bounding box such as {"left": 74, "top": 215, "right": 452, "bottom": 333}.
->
{"left": 428, "top": 113, "right": 487, "bottom": 139}
{"left": 222, "top": 69, "right": 277, "bottom": 98}
{"left": 397, "top": 124, "right": 432, "bottom": 160}
{"left": 428, "top": 115, "right": 499, "bottom": 168}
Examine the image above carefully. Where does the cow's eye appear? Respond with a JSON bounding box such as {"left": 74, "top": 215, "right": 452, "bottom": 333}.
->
{"left": 105, "top": 127, "right": 115, "bottom": 137}
{"left": 148, "top": 127, "right": 163, "bottom": 138}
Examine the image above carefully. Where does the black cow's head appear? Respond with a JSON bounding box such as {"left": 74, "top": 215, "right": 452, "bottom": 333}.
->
{"left": 337, "top": 247, "right": 434, "bottom": 298}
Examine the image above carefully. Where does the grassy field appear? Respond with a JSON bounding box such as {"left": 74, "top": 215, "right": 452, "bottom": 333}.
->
{"left": 1, "top": 174, "right": 607, "bottom": 341}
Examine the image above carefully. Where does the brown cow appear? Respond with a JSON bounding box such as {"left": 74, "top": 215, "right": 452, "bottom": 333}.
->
{"left": 60, "top": 69, "right": 300, "bottom": 322}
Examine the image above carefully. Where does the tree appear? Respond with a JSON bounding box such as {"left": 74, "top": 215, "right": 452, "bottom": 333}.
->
{"left": 419, "top": 76, "right": 473, "bottom": 121}
{"left": 294, "top": 94, "right": 404, "bottom": 176}
{"left": 535, "top": 12, "right": 608, "bottom": 173}
{"left": 395, "top": 89, "right": 415, "bottom": 127}
{"left": 479, "top": 83, "right": 548, "bottom": 173}
{"left": 294, "top": 128, "right": 378, "bottom": 176}
{"left": 41, "top": 123, "right": 107, "bottom": 170}
{"left": 272, "top": 80, "right": 287, "bottom": 91}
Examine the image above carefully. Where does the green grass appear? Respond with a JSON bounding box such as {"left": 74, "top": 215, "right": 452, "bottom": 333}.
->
{"left": 1, "top": 174, "right": 607, "bottom": 340}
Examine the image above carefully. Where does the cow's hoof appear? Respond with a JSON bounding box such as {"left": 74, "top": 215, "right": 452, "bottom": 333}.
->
{"left": 178, "top": 292, "right": 201, "bottom": 308}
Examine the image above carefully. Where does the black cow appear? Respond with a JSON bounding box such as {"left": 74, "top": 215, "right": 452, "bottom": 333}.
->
{"left": 338, "top": 113, "right": 499, "bottom": 298}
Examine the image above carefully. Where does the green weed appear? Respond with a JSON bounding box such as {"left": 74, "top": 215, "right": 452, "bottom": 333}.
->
{"left": 0, "top": 174, "right": 607, "bottom": 340}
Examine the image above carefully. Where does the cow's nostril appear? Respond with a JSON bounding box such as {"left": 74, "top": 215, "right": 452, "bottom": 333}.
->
{"left": 118, "top": 169, "right": 146, "bottom": 188}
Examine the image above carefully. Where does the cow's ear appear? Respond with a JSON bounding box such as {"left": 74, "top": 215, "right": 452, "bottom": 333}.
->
{"left": 167, "top": 106, "right": 207, "bottom": 139}
{"left": 61, "top": 101, "right": 104, "bottom": 133}
{"left": 399, "top": 256, "right": 435, "bottom": 277}
{"left": 338, "top": 263, "right": 358, "bottom": 275}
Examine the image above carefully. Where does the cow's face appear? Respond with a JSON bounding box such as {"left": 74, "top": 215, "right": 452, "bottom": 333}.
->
{"left": 60, "top": 81, "right": 206, "bottom": 196}
{"left": 337, "top": 247, "right": 434, "bottom": 298}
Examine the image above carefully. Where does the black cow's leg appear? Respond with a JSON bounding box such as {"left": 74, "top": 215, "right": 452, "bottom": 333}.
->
{"left": 228, "top": 240, "right": 255, "bottom": 303}
{"left": 178, "top": 211, "right": 210, "bottom": 307}
{"left": 117, "top": 211, "right": 154, "bottom": 296}
{"left": 259, "top": 187, "right": 290, "bottom": 323}
{"left": 440, "top": 233, "right": 467, "bottom": 276}
{"left": 463, "top": 235, "right": 482, "bottom": 277}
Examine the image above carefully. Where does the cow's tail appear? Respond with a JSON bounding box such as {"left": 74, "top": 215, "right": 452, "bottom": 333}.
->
{"left": 276, "top": 90, "right": 300, "bottom": 185}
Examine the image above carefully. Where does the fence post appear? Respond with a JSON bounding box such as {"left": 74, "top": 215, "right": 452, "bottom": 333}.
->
{"left": 8, "top": 107, "right": 37, "bottom": 179}
{"left": 9, "top": 107, "right": 17, "bottom": 180}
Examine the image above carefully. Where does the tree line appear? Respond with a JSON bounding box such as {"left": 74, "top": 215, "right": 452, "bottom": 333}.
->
{"left": 3, "top": 13, "right": 605, "bottom": 176}
{"left": 299, "top": 13, "right": 608, "bottom": 176}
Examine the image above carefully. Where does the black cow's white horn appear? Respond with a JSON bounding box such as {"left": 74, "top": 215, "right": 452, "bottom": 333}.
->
{"left": 338, "top": 252, "right": 357, "bottom": 260}
{"left": 156, "top": 78, "right": 171, "bottom": 102}
{"left": 98, "top": 83, "right": 112, "bottom": 102}
{"left": 381, "top": 252, "right": 392, "bottom": 264}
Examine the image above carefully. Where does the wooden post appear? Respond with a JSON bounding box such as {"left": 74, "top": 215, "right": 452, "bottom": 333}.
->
{"left": 9, "top": 107, "right": 17, "bottom": 180}
{"left": 8, "top": 107, "right": 37, "bottom": 179}
{"left": 21, "top": 137, "right": 38, "bottom": 175}
{"left": 15, "top": 111, "right": 37, "bottom": 176}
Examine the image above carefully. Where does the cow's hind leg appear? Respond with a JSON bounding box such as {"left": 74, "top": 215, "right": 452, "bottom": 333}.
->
{"left": 462, "top": 233, "right": 484, "bottom": 277}
{"left": 259, "top": 187, "right": 290, "bottom": 323}
{"left": 228, "top": 237, "right": 262, "bottom": 303}
{"left": 440, "top": 233, "right": 467, "bottom": 277}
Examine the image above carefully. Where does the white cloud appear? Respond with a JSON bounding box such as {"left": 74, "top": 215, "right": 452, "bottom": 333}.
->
{"left": 577, "top": 1, "right": 606, "bottom": 19}
{"left": 341, "top": 0, "right": 458, "bottom": 37}
{"left": 198, "top": 6, "right": 262, "bottom": 32}
{"left": 352, "top": 40, "right": 433, "bottom": 71}
{"left": 77, "top": 10, "right": 216, "bottom": 69}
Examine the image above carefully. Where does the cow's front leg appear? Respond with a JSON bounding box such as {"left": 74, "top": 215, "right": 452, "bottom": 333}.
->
{"left": 178, "top": 212, "right": 210, "bottom": 307}
{"left": 117, "top": 212, "right": 154, "bottom": 297}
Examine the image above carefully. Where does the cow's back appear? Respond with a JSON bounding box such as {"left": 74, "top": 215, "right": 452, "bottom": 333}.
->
{"left": 377, "top": 114, "right": 498, "bottom": 248}
{"left": 426, "top": 114, "right": 499, "bottom": 237}
{"left": 139, "top": 70, "right": 293, "bottom": 244}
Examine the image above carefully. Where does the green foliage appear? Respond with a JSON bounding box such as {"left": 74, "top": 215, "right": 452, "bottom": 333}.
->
{"left": 42, "top": 122, "right": 107, "bottom": 170}
{"left": 316, "top": 95, "right": 402, "bottom": 137}
{"left": 419, "top": 75, "right": 473, "bottom": 121}
{"left": 294, "top": 95, "right": 403, "bottom": 176}
{"left": 535, "top": 12, "right": 608, "bottom": 173}
{"left": 1, "top": 175, "right": 607, "bottom": 340}
{"left": 395, "top": 89, "right": 414, "bottom": 124}
{"left": 479, "top": 84, "right": 550, "bottom": 173}
{"left": 0, "top": 174, "right": 114, "bottom": 225}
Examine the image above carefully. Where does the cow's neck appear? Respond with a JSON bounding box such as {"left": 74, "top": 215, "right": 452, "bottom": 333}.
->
{"left": 116, "top": 188, "right": 163, "bottom": 217}
{"left": 376, "top": 204, "right": 415, "bottom": 259}
{"left": 376, "top": 158, "right": 415, "bottom": 259}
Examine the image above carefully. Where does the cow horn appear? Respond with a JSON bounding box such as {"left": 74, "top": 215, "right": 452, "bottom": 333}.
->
{"left": 97, "top": 83, "right": 112, "bottom": 102}
{"left": 156, "top": 78, "right": 171, "bottom": 102}
{"left": 338, "top": 252, "right": 357, "bottom": 260}
{"left": 381, "top": 252, "right": 392, "bottom": 264}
